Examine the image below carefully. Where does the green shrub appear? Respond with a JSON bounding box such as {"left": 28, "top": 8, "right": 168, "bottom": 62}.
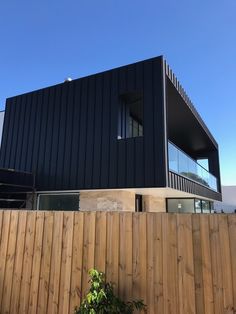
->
{"left": 75, "top": 269, "right": 146, "bottom": 314}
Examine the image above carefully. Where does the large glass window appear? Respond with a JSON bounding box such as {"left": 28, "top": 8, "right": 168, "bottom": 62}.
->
{"left": 118, "top": 92, "right": 143, "bottom": 139}
{"left": 38, "top": 193, "right": 80, "bottom": 211}
{"left": 167, "top": 199, "right": 195, "bottom": 213}
{"left": 167, "top": 198, "right": 214, "bottom": 213}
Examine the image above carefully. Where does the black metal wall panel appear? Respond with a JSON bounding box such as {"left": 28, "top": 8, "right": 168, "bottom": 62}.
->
{"left": 143, "top": 60, "right": 155, "bottom": 187}
{"left": 92, "top": 74, "right": 103, "bottom": 188}
{"left": 0, "top": 57, "right": 167, "bottom": 191}
{"left": 47, "top": 85, "right": 61, "bottom": 189}
{"left": 0, "top": 100, "right": 10, "bottom": 166}
{"left": 25, "top": 92, "right": 38, "bottom": 172}
{"left": 100, "top": 71, "right": 111, "bottom": 188}
{"left": 108, "top": 70, "right": 119, "bottom": 187}
{"left": 43, "top": 88, "right": 56, "bottom": 188}
{"left": 9, "top": 97, "right": 20, "bottom": 169}
{"left": 69, "top": 81, "right": 81, "bottom": 189}
{"left": 63, "top": 82, "right": 75, "bottom": 189}
{"left": 20, "top": 93, "right": 31, "bottom": 171}
{"left": 3, "top": 97, "right": 15, "bottom": 168}
{"left": 154, "top": 59, "right": 167, "bottom": 186}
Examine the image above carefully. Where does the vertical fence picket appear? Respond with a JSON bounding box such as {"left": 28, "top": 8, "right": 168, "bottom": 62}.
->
{"left": 82, "top": 212, "right": 96, "bottom": 296}
{"left": 69, "top": 212, "right": 84, "bottom": 313}
{"left": 0, "top": 211, "right": 11, "bottom": 312}
{"left": 28, "top": 211, "right": 44, "bottom": 314}
{"left": 37, "top": 212, "right": 54, "bottom": 314}
{"left": 1, "top": 211, "right": 19, "bottom": 313}
{"left": 200, "top": 215, "right": 214, "bottom": 314}
{"left": 10, "top": 211, "right": 27, "bottom": 314}
{"left": 19, "top": 211, "right": 37, "bottom": 314}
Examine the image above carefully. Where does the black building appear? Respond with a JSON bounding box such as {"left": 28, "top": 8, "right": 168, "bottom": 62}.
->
{"left": 0, "top": 56, "right": 221, "bottom": 212}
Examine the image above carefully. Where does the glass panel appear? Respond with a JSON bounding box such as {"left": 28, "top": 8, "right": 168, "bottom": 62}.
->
{"left": 197, "top": 159, "right": 209, "bottom": 171}
{"left": 168, "top": 143, "right": 178, "bottom": 173}
{"left": 168, "top": 142, "right": 218, "bottom": 191}
{"left": 167, "top": 199, "right": 195, "bottom": 213}
{"left": 188, "top": 159, "right": 197, "bottom": 178}
{"left": 167, "top": 199, "right": 179, "bottom": 213}
{"left": 38, "top": 194, "right": 79, "bottom": 211}
{"left": 129, "top": 118, "right": 133, "bottom": 137}
{"left": 209, "top": 175, "right": 217, "bottom": 191}
{"left": 178, "top": 151, "right": 189, "bottom": 176}
{"left": 139, "top": 125, "right": 143, "bottom": 136}
{"left": 195, "top": 199, "right": 202, "bottom": 213}
{"left": 209, "top": 201, "right": 215, "bottom": 213}
{"left": 202, "top": 169, "right": 210, "bottom": 187}
{"left": 133, "top": 120, "right": 138, "bottom": 137}
{"left": 202, "top": 200, "right": 210, "bottom": 213}
{"left": 196, "top": 164, "right": 207, "bottom": 186}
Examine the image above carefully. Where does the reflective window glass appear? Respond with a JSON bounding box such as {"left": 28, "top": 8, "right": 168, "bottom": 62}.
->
{"left": 168, "top": 143, "right": 178, "bottom": 172}
{"left": 167, "top": 198, "right": 195, "bottom": 213}
{"left": 38, "top": 194, "right": 80, "bottom": 211}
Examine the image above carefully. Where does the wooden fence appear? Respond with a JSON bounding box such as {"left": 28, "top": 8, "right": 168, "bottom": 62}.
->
{"left": 0, "top": 210, "right": 236, "bottom": 314}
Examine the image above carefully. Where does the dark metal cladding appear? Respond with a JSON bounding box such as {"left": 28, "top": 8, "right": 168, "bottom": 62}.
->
{"left": 0, "top": 56, "right": 222, "bottom": 201}
{"left": 0, "top": 57, "right": 166, "bottom": 191}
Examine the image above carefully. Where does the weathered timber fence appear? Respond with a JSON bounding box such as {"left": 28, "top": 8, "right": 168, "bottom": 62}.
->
{"left": 0, "top": 210, "right": 235, "bottom": 314}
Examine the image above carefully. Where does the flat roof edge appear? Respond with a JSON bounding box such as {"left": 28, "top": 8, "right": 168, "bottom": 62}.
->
{"left": 164, "top": 59, "right": 218, "bottom": 149}
{"left": 6, "top": 55, "right": 164, "bottom": 102}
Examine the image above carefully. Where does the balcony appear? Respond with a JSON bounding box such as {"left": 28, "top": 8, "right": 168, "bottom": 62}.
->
{"left": 168, "top": 142, "right": 218, "bottom": 192}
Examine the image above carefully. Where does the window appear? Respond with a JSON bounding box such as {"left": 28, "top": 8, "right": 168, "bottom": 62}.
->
{"left": 118, "top": 92, "right": 143, "bottom": 139}
{"left": 167, "top": 198, "right": 214, "bottom": 213}
{"left": 167, "top": 198, "right": 195, "bottom": 213}
{"left": 195, "top": 199, "right": 202, "bottom": 213}
{"left": 38, "top": 193, "right": 80, "bottom": 211}
{"left": 129, "top": 115, "right": 143, "bottom": 137}
{"left": 195, "top": 199, "right": 213, "bottom": 213}
{"left": 201, "top": 200, "right": 211, "bottom": 213}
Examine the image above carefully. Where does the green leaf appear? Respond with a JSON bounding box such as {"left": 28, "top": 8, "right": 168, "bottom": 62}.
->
{"left": 75, "top": 268, "right": 147, "bottom": 314}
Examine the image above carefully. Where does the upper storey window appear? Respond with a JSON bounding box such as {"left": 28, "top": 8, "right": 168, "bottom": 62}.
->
{"left": 118, "top": 92, "right": 143, "bottom": 139}
{"left": 129, "top": 114, "right": 143, "bottom": 137}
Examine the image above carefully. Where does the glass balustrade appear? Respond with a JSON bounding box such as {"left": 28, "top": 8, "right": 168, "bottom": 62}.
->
{"left": 168, "top": 142, "right": 218, "bottom": 191}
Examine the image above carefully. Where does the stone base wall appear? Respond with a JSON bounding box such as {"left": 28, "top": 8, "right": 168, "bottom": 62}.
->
{"left": 80, "top": 190, "right": 166, "bottom": 212}
{"left": 143, "top": 195, "right": 166, "bottom": 212}
{"left": 80, "top": 190, "right": 135, "bottom": 211}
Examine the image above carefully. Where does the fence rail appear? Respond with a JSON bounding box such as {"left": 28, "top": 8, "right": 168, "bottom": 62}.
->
{"left": 0, "top": 210, "right": 235, "bottom": 313}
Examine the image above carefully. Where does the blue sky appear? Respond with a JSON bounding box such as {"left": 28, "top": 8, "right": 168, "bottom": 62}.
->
{"left": 0, "top": 0, "right": 235, "bottom": 185}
